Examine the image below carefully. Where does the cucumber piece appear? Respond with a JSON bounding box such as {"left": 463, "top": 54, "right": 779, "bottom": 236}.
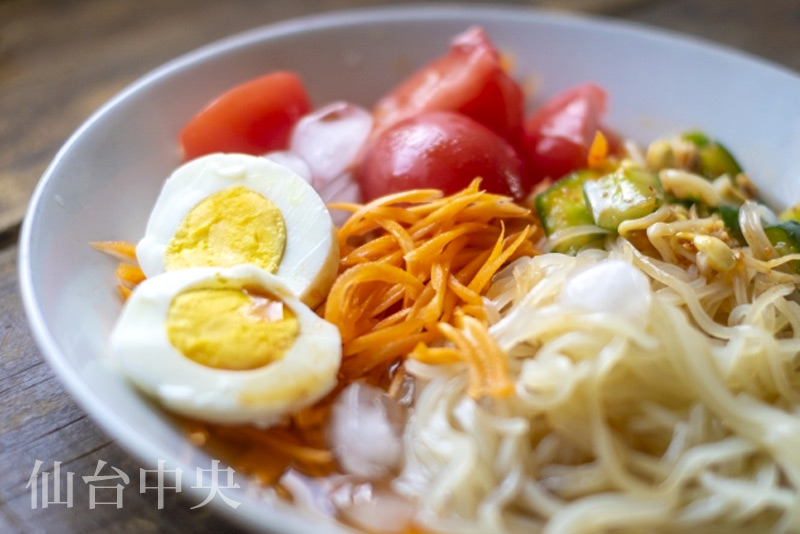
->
{"left": 583, "top": 167, "right": 665, "bottom": 231}
{"left": 682, "top": 130, "right": 743, "bottom": 179}
{"left": 764, "top": 220, "right": 800, "bottom": 273}
{"left": 535, "top": 170, "right": 599, "bottom": 235}
{"left": 534, "top": 169, "right": 601, "bottom": 254}
{"left": 716, "top": 205, "right": 744, "bottom": 242}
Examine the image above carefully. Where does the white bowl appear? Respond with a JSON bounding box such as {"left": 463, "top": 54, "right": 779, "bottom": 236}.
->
{"left": 18, "top": 5, "right": 800, "bottom": 533}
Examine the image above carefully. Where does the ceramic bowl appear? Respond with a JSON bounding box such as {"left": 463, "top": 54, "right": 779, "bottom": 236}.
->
{"left": 19, "top": 5, "right": 800, "bottom": 532}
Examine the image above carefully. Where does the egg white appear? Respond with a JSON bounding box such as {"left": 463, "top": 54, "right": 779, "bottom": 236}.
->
{"left": 109, "top": 264, "right": 342, "bottom": 427}
{"left": 136, "top": 153, "right": 338, "bottom": 308}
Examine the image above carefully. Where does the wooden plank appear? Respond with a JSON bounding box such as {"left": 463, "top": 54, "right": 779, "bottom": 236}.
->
{"left": 0, "top": 497, "right": 26, "bottom": 534}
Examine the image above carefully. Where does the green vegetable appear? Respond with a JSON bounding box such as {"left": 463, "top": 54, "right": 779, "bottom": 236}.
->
{"left": 716, "top": 205, "right": 744, "bottom": 242}
{"left": 764, "top": 220, "right": 800, "bottom": 273}
{"left": 534, "top": 169, "right": 601, "bottom": 254}
{"left": 583, "top": 167, "right": 665, "bottom": 231}
{"left": 778, "top": 203, "right": 800, "bottom": 222}
{"left": 682, "top": 131, "right": 711, "bottom": 146}
{"left": 682, "top": 130, "right": 743, "bottom": 180}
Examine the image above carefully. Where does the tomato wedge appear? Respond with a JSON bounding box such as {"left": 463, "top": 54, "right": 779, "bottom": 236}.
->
{"left": 179, "top": 71, "right": 312, "bottom": 160}
{"left": 372, "top": 26, "right": 525, "bottom": 146}
{"left": 356, "top": 111, "right": 526, "bottom": 201}
{"left": 522, "top": 83, "right": 621, "bottom": 184}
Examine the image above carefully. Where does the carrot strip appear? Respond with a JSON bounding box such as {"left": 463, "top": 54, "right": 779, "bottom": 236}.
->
{"left": 340, "top": 331, "right": 438, "bottom": 377}
{"left": 424, "top": 260, "right": 449, "bottom": 325}
{"left": 588, "top": 130, "right": 609, "bottom": 169}
{"left": 468, "top": 223, "right": 506, "bottom": 292}
{"left": 115, "top": 263, "right": 145, "bottom": 286}
{"left": 433, "top": 313, "right": 513, "bottom": 399}
{"left": 408, "top": 191, "right": 484, "bottom": 238}
{"left": 455, "top": 247, "right": 493, "bottom": 285}
{"left": 447, "top": 274, "right": 483, "bottom": 306}
{"left": 468, "top": 226, "right": 533, "bottom": 294}
{"left": 436, "top": 321, "right": 484, "bottom": 398}
{"left": 343, "top": 319, "right": 426, "bottom": 357}
{"left": 461, "top": 314, "right": 513, "bottom": 397}
{"left": 459, "top": 304, "right": 490, "bottom": 322}
{"left": 457, "top": 197, "right": 530, "bottom": 218}
{"left": 91, "top": 240, "right": 137, "bottom": 261}
{"left": 341, "top": 235, "right": 401, "bottom": 265}
{"left": 118, "top": 285, "right": 132, "bottom": 300}
{"left": 375, "top": 217, "right": 416, "bottom": 256}
{"left": 405, "top": 222, "right": 492, "bottom": 276}
{"left": 344, "top": 206, "right": 419, "bottom": 235}
{"left": 410, "top": 343, "right": 462, "bottom": 365}
{"left": 337, "top": 188, "right": 442, "bottom": 240}
{"left": 93, "top": 240, "right": 145, "bottom": 297}
{"left": 326, "top": 201, "right": 362, "bottom": 214}
{"left": 369, "top": 284, "right": 408, "bottom": 318}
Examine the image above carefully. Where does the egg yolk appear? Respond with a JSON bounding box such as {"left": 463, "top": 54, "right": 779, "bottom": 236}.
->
{"left": 164, "top": 185, "right": 286, "bottom": 273}
{"left": 166, "top": 287, "right": 299, "bottom": 370}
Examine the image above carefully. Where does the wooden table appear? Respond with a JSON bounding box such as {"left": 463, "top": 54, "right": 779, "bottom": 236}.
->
{"left": 2, "top": 0, "right": 798, "bottom": 532}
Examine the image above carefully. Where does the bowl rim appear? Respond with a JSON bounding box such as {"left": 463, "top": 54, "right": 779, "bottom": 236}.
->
{"left": 17, "top": 3, "right": 800, "bottom": 532}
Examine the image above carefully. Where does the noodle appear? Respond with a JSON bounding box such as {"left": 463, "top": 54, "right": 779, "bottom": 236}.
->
{"left": 396, "top": 196, "right": 800, "bottom": 533}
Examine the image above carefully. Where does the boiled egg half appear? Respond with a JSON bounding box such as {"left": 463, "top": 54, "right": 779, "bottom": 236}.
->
{"left": 136, "top": 153, "right": 338, "bottom": 308}
{"left": 110, "top": 264, "right": 342, "bottom": 426}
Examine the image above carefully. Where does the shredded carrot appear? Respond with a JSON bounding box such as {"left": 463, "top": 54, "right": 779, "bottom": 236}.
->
{"left": 115, "top": 263, "right": 146, "bottom": 286}
{"left": 343, "top": 319, "right": 427, "bottom": 357}
{"left": 423, "top": 313, "right": 512, "bottom": 398}
{"left": 322, "top": 178, "right": 541, "bottom": 398}
{"left": 409, "top": 343, "right": 462, "bottom": 365}
{"left": 468, "top": 223, "right": 533, "bottom": 294}
{"left": 324, "top": 262, "right": 425, "bottom": 342}
{"left": 447, "top": 274, "right": 482, "bottom": 306}
{"left": 117, "top": 284, "right": 132, "bottom": 301}
{"left": 90, "top": 240, "right": 137, "bottom": 261}
{"left": 460, "top": 314, "right": 514, "bottom": 398}
{"left": 340, "top": 330, "right": 439, "bottom": 378}
{"left": 92, "top": 240, "right": 146, "bottom": 298}
{"left": 179, "top": 413, "right": 338, "bottom": 485}
{"left": 587, "top": 129, "right": 609, "bottom": 169}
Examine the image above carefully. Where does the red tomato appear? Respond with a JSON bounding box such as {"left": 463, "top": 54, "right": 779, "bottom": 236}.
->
{"left": 179, "top": 71, "right": 312, "bottom": 160}
{"left": 356, "top": 111, "right": 526, "bottom": 201}
{"left": 372, "top": 27, "right": 525, "bottom": 146}
{"left": 522, "top": 83, "right": 621, "bottom": 183}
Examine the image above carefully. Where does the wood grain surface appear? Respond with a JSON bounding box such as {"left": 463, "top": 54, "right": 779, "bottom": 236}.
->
{"left": 2, "top": 0, "right": 798, "bottom": 532}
